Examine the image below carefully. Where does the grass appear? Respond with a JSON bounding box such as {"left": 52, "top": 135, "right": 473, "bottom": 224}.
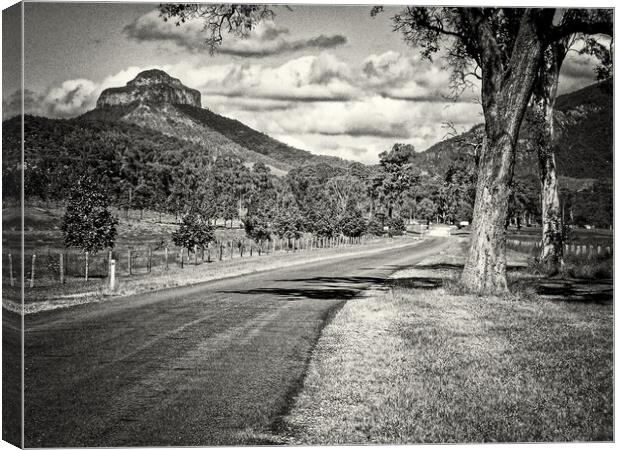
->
{"left": 559, "top": 254, "right": 613, "bottom": 280}
{"left": 283, "top": 268, "right": 613, "bottom": 443}
{"left": 6, "top": 236, "right": 419, "bottom": 314}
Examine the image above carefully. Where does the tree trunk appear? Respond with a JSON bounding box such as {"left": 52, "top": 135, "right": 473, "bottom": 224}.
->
{"left": 531, "top": 41, "right": 567, "bottom": 269}
{"left": 461, "top": 134, "right": 515, "bottom": 294}
{"left": 461, "top": 10, "right": 548, "bottom": 294}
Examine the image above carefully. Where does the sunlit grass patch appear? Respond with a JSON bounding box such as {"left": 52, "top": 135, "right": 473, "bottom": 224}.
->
{"left": 285, "top": 280, "right": 613, "bottom": 443}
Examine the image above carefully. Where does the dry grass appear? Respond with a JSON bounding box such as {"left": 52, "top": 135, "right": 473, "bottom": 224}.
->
{"left": 284, "top": 274, "right": 613, "bottom": 443}
{"left": 7, "top": 237, "right": 420, "bottom": 314}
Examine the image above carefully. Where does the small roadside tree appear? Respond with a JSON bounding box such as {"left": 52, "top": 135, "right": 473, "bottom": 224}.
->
{"left": 273, "top": 208, "right": 304, "bottom": 250}
{"left": 62, "top": 175, "right": 118, "bottom": 281}
{"left": 244, "top": 212, "right": 272, "bottom": 252}
{"left": 171, "top": 211, "right": 216, "bottom": 253}
{"left": 340, "top": 208, "right": 367, "bottom": 238}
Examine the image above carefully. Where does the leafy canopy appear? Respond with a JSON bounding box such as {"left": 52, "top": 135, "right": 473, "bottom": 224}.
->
{"left": 61, "top": 175, "right": 118, "bottom": 254}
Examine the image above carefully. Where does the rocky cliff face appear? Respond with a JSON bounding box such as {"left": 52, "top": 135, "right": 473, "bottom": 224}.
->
{"left": 96, "top": 69, "right": 201, "bottom": 108}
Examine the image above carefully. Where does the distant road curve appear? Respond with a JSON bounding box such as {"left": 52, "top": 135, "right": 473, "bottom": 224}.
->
{"left": 23, "top": 237, "right": 449, "bottom": 447}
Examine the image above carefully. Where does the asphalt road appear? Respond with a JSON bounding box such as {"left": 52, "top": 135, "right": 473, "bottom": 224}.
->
{"left": 23, "top": 237, "right": 448, "bottom": 447}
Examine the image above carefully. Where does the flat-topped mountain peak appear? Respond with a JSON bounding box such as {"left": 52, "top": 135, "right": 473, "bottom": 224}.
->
{"left": 96, "top": 69, "right": 201, "bottom": 108}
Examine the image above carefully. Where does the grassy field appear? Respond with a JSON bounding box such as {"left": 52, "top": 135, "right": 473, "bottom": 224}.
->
{"left": 3, "top": 205, "right": 247, "bottom": 252}
{"left": 282, "top": 244, "right": 613, "bottom": 444}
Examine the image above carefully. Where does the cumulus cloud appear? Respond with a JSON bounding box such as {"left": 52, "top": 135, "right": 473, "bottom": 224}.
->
{"left": 184, "top": 53, "right": 357, "bottom": 102}
{"left": 360, "top": 51, "right": 479, "bottom": 102}
{"left": 123, "top": 10, "right": 347, "bottom": 57}
{"left": 42, "top": 79, "right": 99, "bottom": 118}
{"left": 3, "top": 81, "right": 101, "bottom": 120}
{"left": 17, "top": 50, "right": 488, "bottom": 160}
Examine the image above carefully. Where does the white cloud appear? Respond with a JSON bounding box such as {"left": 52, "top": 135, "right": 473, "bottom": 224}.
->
{"left": 19, "top": 51, "right": 484, "bottom": 162}
{"left": 42, "top": 79, "right": 98, "bottom": 118}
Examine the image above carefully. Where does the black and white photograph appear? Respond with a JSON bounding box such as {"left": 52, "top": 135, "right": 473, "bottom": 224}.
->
{"left": 1, "top": 1, "right": 615, "bottom": 447}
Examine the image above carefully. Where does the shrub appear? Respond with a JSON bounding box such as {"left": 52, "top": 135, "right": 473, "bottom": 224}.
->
{"left": 339, "top": 209, "right": 367, "bottom": 237}
{"left": 388, "top": 216, "right": 406, "bottom": 236}
{"left": 172, "top": 212, "right": 216, "bottom": 252}
{"left": 273, "top": 208, "right": 304, "bottom": 240}
{"left": 244, "top": 212, "right": 272, "bottom": 244}
{"left": 366, "top": 217, "right": 384, "bottom": 236}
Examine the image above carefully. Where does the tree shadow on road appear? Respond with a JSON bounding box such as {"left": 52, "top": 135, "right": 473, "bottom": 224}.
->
{"left": 217, "top": 285, "right": 363, "bottom": 301}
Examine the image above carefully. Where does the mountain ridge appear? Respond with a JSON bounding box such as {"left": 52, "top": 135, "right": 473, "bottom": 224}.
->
{"left": 415, "top": 80, "right": 613, "bottom": 181}
{"left": 84, "top": 69, "right": 349, "bottom": 172}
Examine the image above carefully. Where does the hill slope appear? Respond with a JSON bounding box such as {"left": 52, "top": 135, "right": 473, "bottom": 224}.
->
{"left": 416, "top": 80, "right": 613, "bottom": 181}
{"left": 80, "top": 69, "right": 348, "bottom": 172}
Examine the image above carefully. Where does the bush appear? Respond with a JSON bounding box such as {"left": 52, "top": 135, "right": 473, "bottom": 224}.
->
{"left": 339, "top": 209, "right": 367, "bottom": 237}
{"left": 171, "top": 212, "right": 216, "bottom": 251}
{"left": 273, "top": 208, "right": 304, "bottom": 240}
{"left": 366, "top": 217, "right": 384, "bottom": 236}
{"left": 388, "top": 217, "right": 406, "bottom": 236}
{"left": 244, "top": 212, "right": 272, "bottom": 243}
{"left": 313, "top": 214, "right": 339, "bottom": 238}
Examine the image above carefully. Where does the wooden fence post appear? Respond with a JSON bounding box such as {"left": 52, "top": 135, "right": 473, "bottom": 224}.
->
{"left": 207, "top": 246, "right": 211, "bottom": 263}
{"left": 180, "top": 248, "right": 184, "bottom": 268}
{"left": 148, "top": 246, "right": 152, "bottom": 273}
{"left": 30, "top": 254, "right": 36, "bottom": 288}
{"left": 128, "top": 249, "right": 132, "bottom": 275}
{"left": 85, "top": 252, "right": 89, "bottom": 282}
{"left": 8, "top": 254, "right": 14, "bottom": 287}
{"left": 109, "top": 259, "right": 116, "bottom": 292}
{"left": 59, "top": 253, "right": 64, "bottom": 284}
{"left": 219, "top": 243, "right": 223, "bottom": 261}
{"left": 165, "top": 247, "right": 169, "bottom": 271}
{"left": 230, "top": 241, "right": 233, "bottom": 259}
{"left": 194, "top": 245, "right": 198, "bottom": 268}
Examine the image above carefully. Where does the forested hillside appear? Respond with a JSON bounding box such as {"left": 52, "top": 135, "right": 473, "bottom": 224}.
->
{"left": 417, "top": 81, "right": 612, "bottom": 181}
{"left": 2, "top": 71, "right": 612, "bottom": 230}
{"left": 409, "top": 80, "right": 613, "bottom": 227}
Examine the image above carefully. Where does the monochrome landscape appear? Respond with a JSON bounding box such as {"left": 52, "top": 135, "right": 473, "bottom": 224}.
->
{"left": 1, "top": 3, "right": 614, "bottom": 447}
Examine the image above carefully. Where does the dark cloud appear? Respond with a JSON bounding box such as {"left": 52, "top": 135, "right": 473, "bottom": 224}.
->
{"left": 2, "top": 89, "right": 45, "bottom": 119}
{"left": 378, "top": 92, "right": 477, "bottom": 103}
{"left": 124, "top": 11, "right": 347, "bottom": 58}
{"left": 317, "top": 123, "right": 411, "bottom": 139}
{"left": 211, "top": 91, "right": 353, "bottom": 103}
{"left": 217, "top": 34, "right": 347, "bottom": 57}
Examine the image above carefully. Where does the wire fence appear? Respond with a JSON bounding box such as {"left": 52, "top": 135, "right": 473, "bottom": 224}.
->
{"left": 506, "top": 239, "right": 613, "bottom": 258}
{"left": 3, "top": 234, "right": 374, "bottom": 289}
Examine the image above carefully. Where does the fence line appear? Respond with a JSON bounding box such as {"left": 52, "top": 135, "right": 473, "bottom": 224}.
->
{"left": 506, "top": 239, "right": 612, "bottom": 258}
{"left": 3, "top": 234, "right": 383, "bottom": 288}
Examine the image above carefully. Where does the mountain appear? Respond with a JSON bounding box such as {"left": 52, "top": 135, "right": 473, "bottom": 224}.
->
{"left": 410, "top": 80, "right": 613, "bottom": 226}
{"left": 81, "top": 69, "right": 348, "bottom": 172}
{"left": 415, "top": 80, "right": 613, "bottom": 182}
{"left": 97, "top": 69, "right": 201, "bottom": 108}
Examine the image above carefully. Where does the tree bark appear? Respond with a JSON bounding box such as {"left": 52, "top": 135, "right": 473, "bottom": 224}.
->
{"left": 461, "top": 10, "right": 550, "bottom": 294}
{"left": 461, "top": 134, "right": 515, "bottom": 293}
{"left": 531, "top": 42, "right": 567, "bottom": 269}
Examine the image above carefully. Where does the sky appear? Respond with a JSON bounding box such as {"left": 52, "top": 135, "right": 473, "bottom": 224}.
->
{"left": 2, "top": 2, "right": 608, "bottom": 164}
